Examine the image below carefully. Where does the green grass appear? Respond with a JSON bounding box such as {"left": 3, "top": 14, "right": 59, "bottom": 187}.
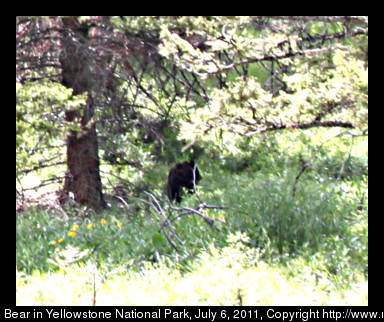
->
{"left": 16, "top": 168, "right": 367, "bottom": 305}
{"left": 16, "top": 233, "right": 367, "bottom": 305}
{"left": 200, "top": 169, "right": 367, "bottom": 275}
{"left": 16, "top": 131, "right": 368, "bottom": 305}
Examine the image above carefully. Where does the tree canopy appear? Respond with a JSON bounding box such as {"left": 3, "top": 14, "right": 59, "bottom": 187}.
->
{"left": 16, "top": 16, "right": 368, "bottom": 210}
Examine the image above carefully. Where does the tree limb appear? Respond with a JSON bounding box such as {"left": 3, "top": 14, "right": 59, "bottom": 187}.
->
{"left": 245, "top": 120, "right": 354, "bottom": 137}
{"left": 259, "top": 16, "right": 368, "bottom": 25}
{"left": 204, "top": 46, "right": 349, "bottom": 77}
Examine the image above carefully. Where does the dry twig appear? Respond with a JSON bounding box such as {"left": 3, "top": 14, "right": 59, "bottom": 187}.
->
{"left": 142, "top": 191, "right": 228, "bottom": 252}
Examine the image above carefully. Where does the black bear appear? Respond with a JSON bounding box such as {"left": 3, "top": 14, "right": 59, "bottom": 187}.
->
{"left": 167, "top": 160, "right": 202, "bottom": 203}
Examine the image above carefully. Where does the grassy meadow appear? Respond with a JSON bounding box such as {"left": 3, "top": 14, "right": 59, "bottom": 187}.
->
{"left": 16, "top": 130, "right": 368, "bottom": 305}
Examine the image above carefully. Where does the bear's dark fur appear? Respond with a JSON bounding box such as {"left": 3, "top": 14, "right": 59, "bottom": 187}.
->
{"left": 167, "top": 160, "right": 202, "bottom": 203}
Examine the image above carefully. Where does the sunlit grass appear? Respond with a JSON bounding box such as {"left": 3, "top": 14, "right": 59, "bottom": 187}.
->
{"left": 16, "top": 234, "right": 367, "bottom": 306}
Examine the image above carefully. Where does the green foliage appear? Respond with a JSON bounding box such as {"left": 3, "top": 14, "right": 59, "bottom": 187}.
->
{"left": 178, "top": 49, "right": 367, "bottom": 146}
{"left": 278, "top": 50, "right": 368, "bottom": 128}
{"left": 16, "top": 82, "right": 86, "bottom": 190}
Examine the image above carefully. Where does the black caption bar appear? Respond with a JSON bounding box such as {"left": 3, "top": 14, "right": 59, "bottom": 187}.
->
{"left": 4, "top": 307, "right": 381, "bottom": 321}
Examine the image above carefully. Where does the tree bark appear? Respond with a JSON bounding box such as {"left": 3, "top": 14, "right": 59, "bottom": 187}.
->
{"left": 64, "top": 122, "right": 105, "bottom": 211}
{"left": 60, "top": 17, "right": 105, "bottom": 212}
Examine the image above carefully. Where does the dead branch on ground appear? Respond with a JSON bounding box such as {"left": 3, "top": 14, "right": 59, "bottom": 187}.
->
{"left": 142, "top": 191, "right": 228, "bottom": 252}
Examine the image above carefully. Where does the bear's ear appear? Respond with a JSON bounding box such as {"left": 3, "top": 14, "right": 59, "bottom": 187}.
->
{"left": 189, "top": 160, "right": 195, "bottom": 167}
{"left": 175, "top": 163, "right": 183, "bottom": 169}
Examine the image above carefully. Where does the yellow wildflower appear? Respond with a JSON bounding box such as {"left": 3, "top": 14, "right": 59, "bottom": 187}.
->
{"left": 58, "top": 238, "right": 64, "bottom": 243}
{"left": 87, "top": 223, "right": 94, "bottom": 229}
{"left": 50, "top": 240, "right": 57, "bottom": 246}
{"left": 100, "top": 218, "right": 107, "bottom": 224}
{"left": 68, "top": 231, "right": 77, "bottom": 237}
{"left": 72, "top": 224, "right": 80, "bottom": 231}
{"left": 117, "top": 222, "right": 124, "bottom": 228}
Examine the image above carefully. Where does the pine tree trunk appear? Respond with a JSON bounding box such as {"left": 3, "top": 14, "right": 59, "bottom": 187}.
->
{"left": 60, "top": 17, "right": 105, "bottom": 212}
{"left": 64, "top": 113, "right": 105, "bottom": 212}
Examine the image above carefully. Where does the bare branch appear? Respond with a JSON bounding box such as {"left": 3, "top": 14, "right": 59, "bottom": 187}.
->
{"left": 245, "top": 120, "right": 354, "bottom": 137}
{"left": 142, "top": 192, "right": 228, "bottom": 251}
{"left": 205, "top": 46, "right": 349, "bottom": 77}
{"left": 142, "top": 192, "right": 183, "bottom": 252}
{"left": 292, "top": 162, "right": 311, "bottom": 197}
{"left": 259, "top": 16, "right": 368, "bottom": 25}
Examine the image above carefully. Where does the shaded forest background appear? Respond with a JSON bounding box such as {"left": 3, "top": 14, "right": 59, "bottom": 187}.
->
{"left": 16, "top": 16, "right": 368, "bottom": 305}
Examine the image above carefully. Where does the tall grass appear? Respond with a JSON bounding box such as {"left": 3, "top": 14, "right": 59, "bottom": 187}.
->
{"left": 16, "top": 149, "right": 367, "bottom": 304}
{"left": 200, "top": 169, "right": 367, "bottom": 283}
